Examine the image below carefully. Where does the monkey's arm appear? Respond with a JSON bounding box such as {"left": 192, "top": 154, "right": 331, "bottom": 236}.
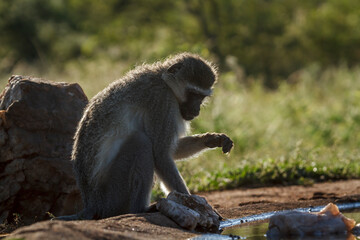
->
{"left": 154, "top": 153, "right": 190, "bottom": 194}
{"left": 174, "top": 133, "right": 233, "bottom": 160}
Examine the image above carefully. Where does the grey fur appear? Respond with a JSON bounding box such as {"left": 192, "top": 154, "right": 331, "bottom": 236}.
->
{"left": 54, "top": 53, "right": 233, "bottom": 221}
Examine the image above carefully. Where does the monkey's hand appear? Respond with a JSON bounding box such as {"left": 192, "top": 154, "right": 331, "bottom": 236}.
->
{"left": 203, "top": 133, "right": 234, "bottom": 154}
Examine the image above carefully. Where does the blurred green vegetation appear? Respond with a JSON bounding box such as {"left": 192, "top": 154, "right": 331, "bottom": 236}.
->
{"left": 179, "top": 65, "right": 360, "bottom": 190}
{"left": 1, "top": 1, "right": 360, "bottom": 194}
{"left": 1, "top": 0, "right": 360, "bottom": 87}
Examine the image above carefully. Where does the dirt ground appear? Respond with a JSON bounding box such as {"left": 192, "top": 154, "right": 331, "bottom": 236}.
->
{"left": 201, "top": 179, "right": 360, "bottom": 220}
{"left": 5, "top": 179, "right": 360, "bottom": 240}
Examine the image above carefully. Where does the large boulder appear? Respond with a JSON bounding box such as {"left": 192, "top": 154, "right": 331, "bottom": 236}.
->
{"left": 0, "top": 75, "right": 87, "bottom": 224}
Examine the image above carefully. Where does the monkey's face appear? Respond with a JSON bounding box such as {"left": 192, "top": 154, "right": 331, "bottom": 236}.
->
{"left": 179, "top": 90, "right": 207, "bottom": 121}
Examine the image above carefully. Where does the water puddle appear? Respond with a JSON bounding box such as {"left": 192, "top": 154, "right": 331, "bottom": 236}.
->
{"left": 192, "top": 202, "right": 360, "bottom": 240}
{"left": 220, "top": 202, "right": 360, "bottom": 229}
{"left": 222, "top": 221, "right": 268, "bottom": 239}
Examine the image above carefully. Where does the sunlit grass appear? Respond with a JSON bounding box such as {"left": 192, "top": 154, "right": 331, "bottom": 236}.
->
{"left": 179, "top": 64, "right": 360, "bottom": 192}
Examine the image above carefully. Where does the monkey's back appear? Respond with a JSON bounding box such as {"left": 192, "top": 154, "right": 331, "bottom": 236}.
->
{"left": 72, "top": 65, "right": 181, "bottom": 201}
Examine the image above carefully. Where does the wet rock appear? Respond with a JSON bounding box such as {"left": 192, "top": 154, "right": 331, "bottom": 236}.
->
{"left": 0, "top": 75, "right": 87, "bottom": 224}
{"left": 156, "top": 191, "right": 221, "bottom": 233}
{"left": 266, "top": 203, "right": 356, "bottom": 239}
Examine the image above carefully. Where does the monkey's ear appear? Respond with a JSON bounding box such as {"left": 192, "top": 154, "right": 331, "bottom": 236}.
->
{"left": 167, "top": 62, "right": 183, "bottom": 74}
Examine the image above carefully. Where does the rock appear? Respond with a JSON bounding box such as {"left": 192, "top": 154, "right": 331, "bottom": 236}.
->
{"left": 156, "top": 191, "right": 221, "bottom": 233}
{"left": 6, "top": 212, "right": 197, "bottom": 240}
{"left": 0, "top": 75, "right": 87, "bottom": 224}
{"left": 266, "top": 203, "right": 356, "bottom": 238}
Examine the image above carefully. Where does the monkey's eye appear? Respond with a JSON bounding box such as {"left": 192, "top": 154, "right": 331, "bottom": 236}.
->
{"left": 188, "top": 90, "right": 207, "bottom": 99}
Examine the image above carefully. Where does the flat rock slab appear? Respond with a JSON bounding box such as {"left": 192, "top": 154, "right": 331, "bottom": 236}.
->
{"left": 6, "top": 213, "right": 197, "bottom": 240}
{"left": 6, "top": 180, "right": 360, "bottom": 240}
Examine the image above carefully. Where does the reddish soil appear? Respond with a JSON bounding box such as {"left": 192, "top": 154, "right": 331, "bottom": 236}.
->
{"left": 202, "top": 179, "right": 360, "bottom": 219}
{"left": 5, "top": 180, "right": 360, "bottom": 240}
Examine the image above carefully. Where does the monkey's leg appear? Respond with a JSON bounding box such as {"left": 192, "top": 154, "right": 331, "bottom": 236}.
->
{"left": 154, "top": 154, "right": 190, "bottom": 195}
{"left": 127, "top": 133, "right": 155, "bottom": 213}
{"left": 99, "top": 132, "right": 155, "bottom": 217}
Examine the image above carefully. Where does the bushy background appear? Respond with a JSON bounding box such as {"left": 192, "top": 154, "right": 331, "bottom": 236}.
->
{"left": 1, "top": 0, "right": 359, "bottom": 193}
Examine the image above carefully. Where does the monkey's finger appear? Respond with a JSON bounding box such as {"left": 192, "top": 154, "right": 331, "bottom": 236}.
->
{"left": 222, "top": 138, "right": 234, "bottom": 153}
{"left": 204, "top": 133, "right": 222, "bottom": 148}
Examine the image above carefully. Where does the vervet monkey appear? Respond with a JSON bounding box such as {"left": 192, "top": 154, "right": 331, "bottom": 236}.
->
{"left": 57, "top": 53, "right": 233, "bottom": 220}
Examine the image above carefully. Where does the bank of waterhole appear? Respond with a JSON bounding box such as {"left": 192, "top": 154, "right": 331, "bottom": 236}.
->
{"left": 193, "top": 202, "right": 360, "bottom": 240}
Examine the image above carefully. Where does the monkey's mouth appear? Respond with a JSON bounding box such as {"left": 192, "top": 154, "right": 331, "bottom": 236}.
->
{"left": 180, "top": 105, "right": 200, "bottom": 121}
{"left": 183, "top": 115, "right": 195, "bottom": 121}
{"left": 181, "top": 111, "right": 199, "bottom": 121}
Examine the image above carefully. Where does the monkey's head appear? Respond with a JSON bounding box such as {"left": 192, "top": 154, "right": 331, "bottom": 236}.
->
{"left": 162, "top": 53, "right": 218, "bottom": 121}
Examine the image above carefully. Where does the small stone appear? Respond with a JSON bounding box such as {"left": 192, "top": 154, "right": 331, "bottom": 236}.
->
{"left": 266, "top": 203, "right": 356, "bottom": 238}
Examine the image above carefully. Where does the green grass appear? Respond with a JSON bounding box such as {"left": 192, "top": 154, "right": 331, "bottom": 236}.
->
{"left": 2, "top": 61, "right": 360, "bottom": 201}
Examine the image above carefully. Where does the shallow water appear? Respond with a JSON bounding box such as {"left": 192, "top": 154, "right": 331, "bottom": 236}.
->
{"left": 222, "top": 221, "right": 268, "bottom": 239}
